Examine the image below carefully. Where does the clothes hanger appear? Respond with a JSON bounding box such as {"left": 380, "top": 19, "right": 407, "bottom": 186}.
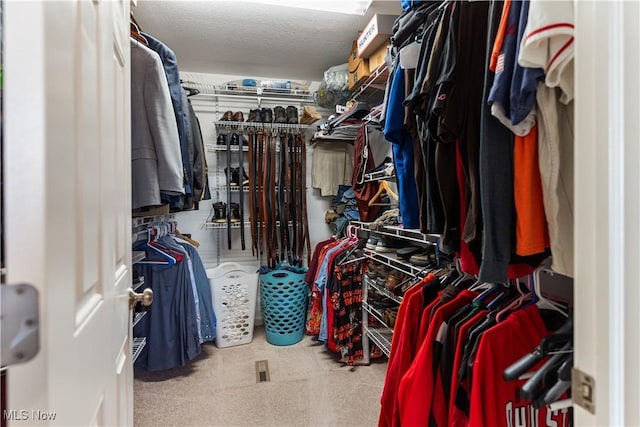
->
{"left": 368, "top": 181, "right": 399, "bottom": 206}
{"left": 137, "top": 228, "right": 177, "bottom": 266}
{"left": 175, "top": 228, "right": 200, "bottom": 248}
{"left": 527, "top": 268, "right": 569, "bottom": 317}
{"left": 130, "top": 22, "right": 148, "bottom": 46}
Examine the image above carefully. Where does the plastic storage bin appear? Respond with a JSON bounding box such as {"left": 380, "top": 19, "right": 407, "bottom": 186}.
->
{"left": 260, "top": 269, "right": 308, "bottom": 346}
{"left": 207, "top": 263, "right": 258, "bottom": 348}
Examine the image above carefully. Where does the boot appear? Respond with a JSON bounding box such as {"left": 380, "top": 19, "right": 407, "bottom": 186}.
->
{"left": 229, "top": 203, "right": 241, "bottom": 223}
{"left": 273, "top": 106, "right": 287, "bottom": 123}
{"left": 230, "top": 133, "right": 240, "bottom": 146}
{"left": 247, "top": 109, "right": 261, "bottom": 122}
{"left": 212, "top": 202, "right": 227, "bottom": 223}
{"left": 261, "top": 107, "right": 273, "bottom": 123}
{"left": 286, "top": 106, "right": 299, "bottom": 124}
{"left": 224, "top": 167, "right": 240, "bottom": 186}
{"left": 217, "top": 133, "right": 227, "bottom": 146}
{"left": 233, "top": 111, "right": 245, "bottom": 121}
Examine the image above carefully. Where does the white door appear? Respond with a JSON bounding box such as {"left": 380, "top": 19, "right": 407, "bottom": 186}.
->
{"left": 574, "top": 1, "right": 640, "bottom": 425}
{"left": 4, "top": 0, "right": 133, "bottom": 426}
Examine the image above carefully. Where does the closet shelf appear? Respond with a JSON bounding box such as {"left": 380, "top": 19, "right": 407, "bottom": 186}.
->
{"left": 363, "top": 325, "right": 392, "bottom": 358}
{"left": 207, "top": 145, "right": 249, "bottom": 152}
{"left": 350, "top": 63, "right": 389, "bottom": 103}
{"left": 214, "top": 121, "right": 311, "bottom": 130}
{"left": 363, "top": 170, "right": 396, "bottom": 183}
{"left": 214, "top": 185, "right": 250, "bottom": 192}
{"left": 354, "top": 221, "right": 440, "bottom": 247}
{"left": 132, "top": 337, "right": 146, "bottom": 364}
{"left": 132, "top": 251, "right": 146, "bottom": 264}
{"left": 181, "top": 82, "right": 316, "bottom": 104}
{"left": 133, "top": 311, "right": 147, "bottom": 328}
{"left": 132, "top": 276, "right": 145, "bottom": 292}
{"left": 365, "top": 276, "right": 403, "bottom": 304}
{"left": 364, "top": 249, "right": 428, "bottom": 277}
{"left": 204, "top": 220, "right": 293, "bottom": 230}
{"left": 363, "top": 301, "right": 392, "bottom": 329}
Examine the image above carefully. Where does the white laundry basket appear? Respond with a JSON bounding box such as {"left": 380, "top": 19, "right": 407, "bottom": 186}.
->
{"left": 207, "top": 263, "right": 259, "bottom": 348}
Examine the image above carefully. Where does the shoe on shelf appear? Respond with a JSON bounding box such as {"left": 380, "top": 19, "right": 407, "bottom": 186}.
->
{"left": 224, "top": 167, "right": 240, "bottom": 186}
{"left": 241, "top": 168, "right": 249, "bottom": 186}
{"left": 396, "top": 245, "right": 422, "bottom": 261}
{"left": 220, "top": 110, "right": 234, "bottom": 121}
{"left": 247, "top": 109, "right": 262, "bottom": 122}
{"left": 233, "top": 111, "right": 245, "bottom": 121}
{"left": 261, "top": 107, "right": 273, "bottom": 123}
{"left": 230, "top": 133, "right": 240, "bottom": 146}
{"left": 229, "top": 203, "right": 241, "bottom": 223}
{"left": 217, "top": 133, "right": 228, "bottom": 146}
{"left": 365, "top": 236, "right": 379, "bottom": 250}
{"left": 300, "top": 105, "right": 321, "bottom": 125}
{"left": 286, "top": 106, "right": 299, "bottom": 124}
{"left": 375, "top": 237, "right": 404, "bottom": 253}
{"left": 409, "top": 250, "right": 431, "bottom": 267}
{"left": 273, "top": 106, "right": 287, "bottom": 124}
{"left": 212, "top": 202, "right": 227, "bottom": 223}
{"left": 385, "top": 271, "right": 404, "bottom": 292}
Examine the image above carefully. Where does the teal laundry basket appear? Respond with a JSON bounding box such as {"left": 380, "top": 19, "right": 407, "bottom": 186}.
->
{"left": 260, "top": 270, "right": 308, "bottom": 346}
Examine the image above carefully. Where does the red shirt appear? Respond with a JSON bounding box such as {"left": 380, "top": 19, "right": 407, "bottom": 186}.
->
{"left": 469, "top": 305, "right": 570, "bottom": 427}
{"left": 397, "top": 290, "right": 478, "bottom": 427}
{"left": 378, "top": 274, "right": 436, "bottom": 427}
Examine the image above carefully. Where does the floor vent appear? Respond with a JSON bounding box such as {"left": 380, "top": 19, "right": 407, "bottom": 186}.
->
{"left": 255, "top": 360, "right": 270, "bottom": 383}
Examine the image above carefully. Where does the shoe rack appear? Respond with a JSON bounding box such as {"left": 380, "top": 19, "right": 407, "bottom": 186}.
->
{"left": 354, "top": 221, "right": 439, "bottom": 362}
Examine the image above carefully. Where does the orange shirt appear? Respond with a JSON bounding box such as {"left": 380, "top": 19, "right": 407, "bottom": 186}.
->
{"left": 513, "top": 124, "right": 550, "bottom": 255}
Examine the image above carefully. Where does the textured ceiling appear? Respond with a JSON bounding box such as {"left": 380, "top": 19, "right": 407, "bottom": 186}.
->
{"left": 133, "top": 1, "right": 401, "bottom": 82}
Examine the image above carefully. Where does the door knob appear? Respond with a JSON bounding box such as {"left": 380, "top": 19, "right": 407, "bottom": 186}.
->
{"left": 128, "top": 288, "right": 153, "bottom": 310}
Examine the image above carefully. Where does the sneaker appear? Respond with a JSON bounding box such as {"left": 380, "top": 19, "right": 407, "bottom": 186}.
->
{"left": 365, "top": 237, "right": 379, "bottom": 250}
{"left": 217, "top": 134, "right": 227, "bottom": 146}
{"left": 409, "top": 251, "right": 431, "bottom": 267}
{"left": 375, "top": 237, "right": 404, "bottom": 253}
{"left": 396, "top": 246, "right": 421, "bottom": 261}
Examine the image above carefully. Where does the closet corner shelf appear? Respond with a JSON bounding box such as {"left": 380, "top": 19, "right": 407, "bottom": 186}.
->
{"left": 364, "top": 248, "right": 427, "bottom": 277}
{"left": 132, "top": 311, "right": 147, "bottom": 328}
{"left": 350, "top": 63, "right": 389, "bottom": 102}
{"left": 363, "top": 171, "right": 396, "bottom": 183}
{"left": 132, "top": 337, "right": 146, "bottom": 363}
{"left": 363, "top": 325, "right": 392, "bottom": 358}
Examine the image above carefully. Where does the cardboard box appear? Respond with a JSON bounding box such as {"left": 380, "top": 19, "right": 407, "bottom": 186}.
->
{"left": 367, "top": 39, "right": 390, "bottom": 73}
{"left": 348, "top": 40, "right": 370, "bottom": 90}
{"left": 357, "top": 14, "right": 396, "bottom": 59}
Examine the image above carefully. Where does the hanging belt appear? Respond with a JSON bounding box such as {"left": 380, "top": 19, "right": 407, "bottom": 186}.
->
{"left": 248, "top": 129, "right": 258, "bottom": 257}
{"left": 238, "top": 126, "right": 246, "bottom": 251}
{"left": 280, "top": 131, "right": 292, "bottom": 263}
{"left": 288, "top": 132, "right": 297, "bottom": 264}
{"left": 225, "top": 126, "right": 232, "bottom": 250}
{"left": 268, "top": 130, "right": 279, "bottom": 267}
{"left": 295, "top": 132, "right": 304, "bottom": 264}
{"left": 299, "top": 131, "right": 311, "bottom": 266}
{"left": 257, "top": 130, "right": 265, "bottom": 258}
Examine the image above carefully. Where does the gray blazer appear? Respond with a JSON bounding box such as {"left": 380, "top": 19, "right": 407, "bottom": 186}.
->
{"left": 131, "top": 39, "right": 184, "bottom": 209}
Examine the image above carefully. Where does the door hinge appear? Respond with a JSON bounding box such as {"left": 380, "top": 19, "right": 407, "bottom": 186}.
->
{"left": 572, "top": 368, "right": 595, "bottom": 414}
{"left": 1, "top": 284, "right": 40, "bottom": 367}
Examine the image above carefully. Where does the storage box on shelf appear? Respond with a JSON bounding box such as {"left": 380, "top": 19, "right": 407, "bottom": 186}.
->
{"left": 348, "top": 40, "right": 370, "bottom": 91}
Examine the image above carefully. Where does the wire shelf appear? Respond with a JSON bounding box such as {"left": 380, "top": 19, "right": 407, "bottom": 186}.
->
{"left": 204, "top": 220, "right": 293, "bottom": 230}
{"left": 213, "top": 121, "right": 311, "bottom": 130}
{"left": 182, "top": 82, "right": 315, "bottom": 103}
{"left": 354, "top": 221, "right": 440, "bottom": 247}
{"left": 133, "top": 311, "right": 147, "bottom": 328}
{"left": 132, "top": 337, "right": 146, "bottom": 363}
{"left": 363, "top": 301, "right": 392, "bottom": 329}
{"left": 363, "top": 325, "right": 392, "bottom": 358}
{"left": 364, "top": 249, "right": 428, "bottom": 277}
{"left": 365, "top": 275, "right": 403, "bottom": 304}
{"left": 132, "top": 251, "right": 146, "bottom": 265}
